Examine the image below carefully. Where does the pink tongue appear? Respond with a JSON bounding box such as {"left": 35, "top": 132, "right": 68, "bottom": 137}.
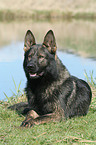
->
{"left": 30, "top": 73, "right": 37, "bottom": 77}
{"left": 29, "top": 72, "right": 44, "bottom": 77}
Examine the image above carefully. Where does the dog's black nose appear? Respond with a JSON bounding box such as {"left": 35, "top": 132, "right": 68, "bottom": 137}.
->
{"left": 27, "top": 64, "right": 36, "bottom": 72}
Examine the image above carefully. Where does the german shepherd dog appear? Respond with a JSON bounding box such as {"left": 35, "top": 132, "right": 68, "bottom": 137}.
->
{"left": 21, "top": 30, "right": 92, "bottom": 127}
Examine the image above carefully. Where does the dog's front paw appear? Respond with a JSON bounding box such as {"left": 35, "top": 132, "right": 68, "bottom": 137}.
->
{"left": 20, "top": 118, "right": 35, "bottom": 127}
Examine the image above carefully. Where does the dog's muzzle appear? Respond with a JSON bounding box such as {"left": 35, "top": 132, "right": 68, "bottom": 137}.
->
{"left": 27, "top": 64, "right": 44, "bottom": 79}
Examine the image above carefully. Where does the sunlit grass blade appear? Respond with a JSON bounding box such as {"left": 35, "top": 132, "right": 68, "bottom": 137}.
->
{"left": 3, "top": 92, "right": 12, "bottom": 104}
{"left": 84, "top": 70, "right": 90, "bottom": 83}
{"left": 3, "top": 78, "right": 23, "bottom": 103}
{"left": 90, "top": 70, "right": 96, "bottom": 86}
{"left": 84, "top": 70, "right": 96, "bottom": 88}
{"left": 12, "top": 77, "right": 22, "bottom": 95}
{"left": 10, "top": 89, "right": 17, "bottom": 97}
{"left": 18, "top": 80, "right": 22, "bottom": 93}
{"left": 12, "top": 77, "right": 18, "bottom": 94}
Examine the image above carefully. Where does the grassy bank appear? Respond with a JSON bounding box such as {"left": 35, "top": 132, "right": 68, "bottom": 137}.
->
{"left": 0, "top": 9, "right": 96, "bottom": 21}
{"left": 1, "top": 0, "right": 96, "bottom": 20}
{"left": 0, "top": 75, "right": 96, "bottom": 144}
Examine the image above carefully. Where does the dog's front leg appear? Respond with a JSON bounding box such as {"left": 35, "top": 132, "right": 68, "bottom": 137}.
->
{"left": 21, "top": 108, "right": 65, "bottom": 127}
{"left": 21, "top": 113, "right": 57, "bottom": 127}
{"left": 20, "top": 110, "right": 39, "bottom": 127}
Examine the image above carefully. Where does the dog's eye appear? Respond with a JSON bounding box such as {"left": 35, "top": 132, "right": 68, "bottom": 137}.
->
{"left": 39, "top": 55, "right": 44, "bottom": 59}
{"left": 39, "top": 55, "right": 45, "bottom": 63}
{"left": 28, "top": 55, "right": 32, "bottom": 61}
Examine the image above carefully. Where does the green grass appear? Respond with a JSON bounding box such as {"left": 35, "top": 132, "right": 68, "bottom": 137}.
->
{"left": 59, "top": 36, "right": 96, "bottom": 58}
{"left": 3, "top": 78, "right": 24, "bottom": 105}
{"left": 84, "top": 70, "right": 96, "bottom": 88}
{"left": 0, "top": 75, "right": 96, "bottom": 144}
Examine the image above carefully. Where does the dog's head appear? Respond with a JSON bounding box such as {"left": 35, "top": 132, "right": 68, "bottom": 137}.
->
{"left": 23, "top": 30, "right": 58, "bottom": 80}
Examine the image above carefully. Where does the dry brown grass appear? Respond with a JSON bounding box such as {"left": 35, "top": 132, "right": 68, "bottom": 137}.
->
{"left": 0, "top": 0, "right": 96, "bottom": 13}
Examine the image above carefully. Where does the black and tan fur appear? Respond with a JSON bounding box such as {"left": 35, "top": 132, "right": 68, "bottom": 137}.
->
{"left": 21, "top": 30, "right": 92, "bottom": 127}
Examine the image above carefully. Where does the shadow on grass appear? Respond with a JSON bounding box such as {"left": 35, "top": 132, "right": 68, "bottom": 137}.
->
{"left": 8, "top": 102, "right": 29, "bottom": 115}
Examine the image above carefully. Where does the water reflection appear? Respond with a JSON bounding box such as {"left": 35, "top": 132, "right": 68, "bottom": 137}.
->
{"left": 0, "top": 42, "right": 25, "bottom": 100}
{"left": 0, "top": 42, "right": 96, "bottom": 100}
{"left": 0, "top": 42, "right": 23, "bottom": 62}
{"left": 0, "top": 19, "right": 96, "bottom": 57}
{"left": 0, "top": 19, "right": 96, "bottom": 100}
{"left": 57, "top": 51, "right": 96, "bottom": 79}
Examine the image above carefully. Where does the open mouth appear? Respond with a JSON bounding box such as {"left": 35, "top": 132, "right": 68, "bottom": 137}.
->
{"left": 29, "top": 71, "right": 44, "bottom": 78}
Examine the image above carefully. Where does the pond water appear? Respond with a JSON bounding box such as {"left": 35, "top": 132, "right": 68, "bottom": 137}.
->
{"left": 0, "top": 19, "right": 96, "bottom": 100}
{"left": 0, "top": 41, "right": 96, "bottom": 100}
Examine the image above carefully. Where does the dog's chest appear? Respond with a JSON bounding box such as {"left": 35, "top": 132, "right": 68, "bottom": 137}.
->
{"left": 34, "top": 79, "right": 61, "bottom": 102}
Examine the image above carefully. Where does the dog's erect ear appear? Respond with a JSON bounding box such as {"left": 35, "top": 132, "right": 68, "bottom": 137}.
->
{"left": 24, "top": 30, "right": 36, "bottom": 52}
{"left": 43, "top": 30, "right": 57, "bottom": 54}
